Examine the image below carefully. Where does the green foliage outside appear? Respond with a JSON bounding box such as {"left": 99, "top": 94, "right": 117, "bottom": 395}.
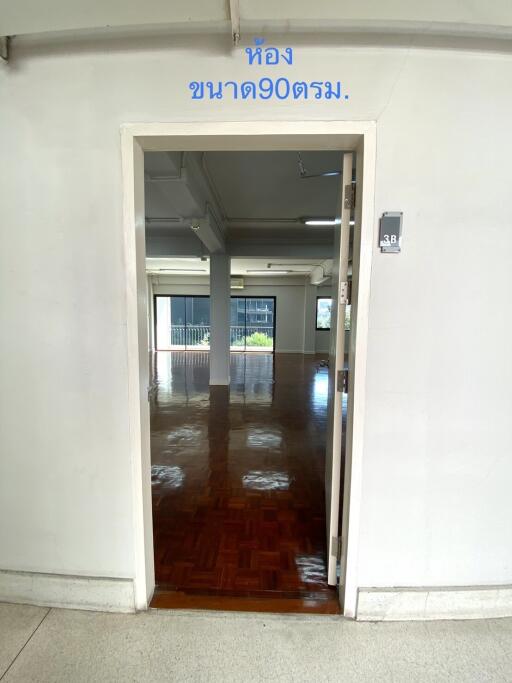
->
{"left": 232, "top": 332, "right": 273, "bottom": 347}
{"left": 245, "top": 331, "right": 273, "bottom": 347}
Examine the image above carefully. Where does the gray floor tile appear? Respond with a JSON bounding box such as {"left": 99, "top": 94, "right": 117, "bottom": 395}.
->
{"left": 2, "top": 605, "right": 512, "bottom": 682}
{"left": 0, "top": 603, "right": 49, "bottom": 678}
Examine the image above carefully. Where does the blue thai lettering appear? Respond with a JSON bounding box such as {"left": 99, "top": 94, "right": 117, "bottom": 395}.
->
{"left": 245, "top": 38, "right": 264, "bottom": 66}
{"left": 324, "top": 81, "right": 342, "bottom": 99}
{"left": 292, "top": 81, "right": 308, "bottom": 99}
{"left": 189, "top": 81, "right": 205, "bottom": 99}
{"left": 224, "top": 81, "right": 239, "bottom": 98}
{"left": 310, "top": 81, "right": 323, "bottom": 99}
{"left": 282, "top": 47, "right": 293, "bottom": 65}
{"left": 189, "top": 42, "right": 349, "bottom": 102}
{"left": 206, "top": 81, "right": 223, "bottom": 99}
{"left": 264, "top": 47, "right": 279, "bottom": 65}
{"left": 241, "top": 81, "right": 257, "bottom": 99}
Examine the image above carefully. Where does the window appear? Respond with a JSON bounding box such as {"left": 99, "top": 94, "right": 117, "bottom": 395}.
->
{"left": 315, "top": 299, "right": 351, "bottom": 331}
{"left": 154, "top": 295, "right": 210, "bottom": 350}
{"left": 230, "top": 296, "right": 275, "bottom": 352}
{"left": 316, "top": 297, "right": 332, "bottom": 331}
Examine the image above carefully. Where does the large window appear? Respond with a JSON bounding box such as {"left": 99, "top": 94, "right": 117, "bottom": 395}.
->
{"left": 154, "top": 295, "right": 276, "bottom": 352}
{"left": 230, "top": 297, "right": 275, "bottom": 352}
{"left": 316, "top": 297, "right": 332, "bottom": 331}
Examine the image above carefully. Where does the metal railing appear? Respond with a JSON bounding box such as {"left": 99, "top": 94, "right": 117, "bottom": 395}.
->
{"left": 165, "top": 324, "right": 274, "bottom": 349}
{"left": 170, "top": 325, "right": 210, "bottom": 348}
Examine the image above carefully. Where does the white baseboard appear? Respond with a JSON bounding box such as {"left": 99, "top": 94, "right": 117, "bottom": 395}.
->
{"left": 0, "top": 570, "right": 136, "bottom": 613}
{"left": 357, "top": 585, "right": 512, "bottom": 621}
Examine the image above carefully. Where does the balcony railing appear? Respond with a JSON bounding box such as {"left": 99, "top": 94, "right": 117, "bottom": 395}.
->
{"left": 164, "top": 325, "right": 274, "bottom": 350}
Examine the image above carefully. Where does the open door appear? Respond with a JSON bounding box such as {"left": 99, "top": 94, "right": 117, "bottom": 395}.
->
{"left": 325, "top": 152, "right": 353, "bottom": 585}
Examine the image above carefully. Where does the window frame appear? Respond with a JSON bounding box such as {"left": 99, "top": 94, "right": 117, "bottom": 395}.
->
{"left": 315, "top": 296, "right": 332, "bottom": 332}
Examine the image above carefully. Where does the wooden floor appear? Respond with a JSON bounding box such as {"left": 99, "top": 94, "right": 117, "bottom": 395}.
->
{"left": 150, "top": 351, "right": 340, "bottom": 614}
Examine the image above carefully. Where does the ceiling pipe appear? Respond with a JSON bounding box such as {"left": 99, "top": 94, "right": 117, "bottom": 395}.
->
{"left": 229, "top": 0, "right": 241, "bottom": 45}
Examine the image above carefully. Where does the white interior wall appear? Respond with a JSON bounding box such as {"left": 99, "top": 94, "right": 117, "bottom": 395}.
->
{"left": 1, "top": 32, "right": 512, "bottom": 605}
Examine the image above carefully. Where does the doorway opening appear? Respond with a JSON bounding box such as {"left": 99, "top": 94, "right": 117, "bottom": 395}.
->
{"left": 122, "top": 122, "right": 375, "bottom": 617}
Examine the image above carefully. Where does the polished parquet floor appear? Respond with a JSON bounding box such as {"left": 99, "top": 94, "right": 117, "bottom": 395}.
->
{"left": 150, "top": 351, "right": 339, "bottom": 613}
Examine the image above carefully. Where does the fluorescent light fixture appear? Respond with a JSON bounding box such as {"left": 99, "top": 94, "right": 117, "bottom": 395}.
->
{"left": 154, "top": 268, "right": 207, "bottom": 273}
{"left": 146, "top": 257, "right": 202, "bottom": 262}
{"left": 247, "top": 269, "right": 290, "bottom": 275}
{"left": 304, "top": 218, "right": 341, "bottom": 226}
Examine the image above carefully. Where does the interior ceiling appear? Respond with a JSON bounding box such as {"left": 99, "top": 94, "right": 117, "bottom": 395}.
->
{"left": 144, "top": 150, "right": 342, "bottom": 232}
{"left": 145, "top": 257, "right": 329, "bottom": 277}
{"left": 203, "top": 151, "right": 342, "bottom": 226}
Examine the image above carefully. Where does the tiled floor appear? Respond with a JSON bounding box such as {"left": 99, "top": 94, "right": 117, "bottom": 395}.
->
{"left": 2, "top": 603, "right": 512, "bottom": 682}
{"left": 150, "top": 351, "right": 339, "bottom": 612}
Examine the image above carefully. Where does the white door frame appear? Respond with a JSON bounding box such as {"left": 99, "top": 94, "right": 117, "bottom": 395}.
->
{"left": 121, "top": 121, "right": 376, "bottom": 617}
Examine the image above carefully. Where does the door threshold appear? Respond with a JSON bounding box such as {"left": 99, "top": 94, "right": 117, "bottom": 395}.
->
{"left": 150, "top": 589, "right": 341, "bottom": 615}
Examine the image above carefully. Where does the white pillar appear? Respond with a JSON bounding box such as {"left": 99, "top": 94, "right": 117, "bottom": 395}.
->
{"left": 303, "top": 284, "right": 317, "bottom": 354}
{"left": 209, "top": 254, "right": 231, "bottom": 385}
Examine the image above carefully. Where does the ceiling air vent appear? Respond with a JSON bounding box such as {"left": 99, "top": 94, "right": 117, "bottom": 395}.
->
{"left": 230, "top": 277, "right": 244, "bottom": 290}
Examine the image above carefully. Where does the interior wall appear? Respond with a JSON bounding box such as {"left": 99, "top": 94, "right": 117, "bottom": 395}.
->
{"left": 1, "top": 33, "right": 512, "bottom": 599}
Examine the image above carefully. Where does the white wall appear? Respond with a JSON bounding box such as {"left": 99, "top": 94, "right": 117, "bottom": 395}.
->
{"left": 1, "top": 32, "right": 512, "bottom": 602}
{"left": 152, "top": 275, "right": 309, "bottom": 353}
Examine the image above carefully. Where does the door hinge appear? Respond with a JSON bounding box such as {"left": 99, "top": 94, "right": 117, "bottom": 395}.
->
{"left": 344, "top": 183, "right": 355, "bottom": 210}
{"left": 337, "top": 369, "right": 348, "bottom": 393}
{"left": 339, "top": 281, "right": 349, "bottom": 305}
{"left": 331, "top": 536, "right": 343, "bottom": 562}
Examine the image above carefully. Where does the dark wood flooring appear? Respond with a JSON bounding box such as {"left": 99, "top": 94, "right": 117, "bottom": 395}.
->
{"left": 150, "top": 351, "right": 339, "bottom": 614}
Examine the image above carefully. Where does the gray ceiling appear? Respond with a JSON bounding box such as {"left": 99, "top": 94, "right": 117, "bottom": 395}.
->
{"left": 202, "top": 151, "right": 342, "bottom": 222}
{"left": 144, "top": 150, "right": 342, "bottom": 235}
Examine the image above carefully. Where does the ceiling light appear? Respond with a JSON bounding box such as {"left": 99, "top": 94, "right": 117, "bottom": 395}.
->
{"left": 145, "top": 257, "right": 201, "bottom": 262}
{"left": 153, "top": 268, "right": 207, "bottom": 273}
{"left": 247, "top": 270, "right": 291, "bottom": 275}
{"left": 304, "top": 218, "right": 341, "bottom": 226}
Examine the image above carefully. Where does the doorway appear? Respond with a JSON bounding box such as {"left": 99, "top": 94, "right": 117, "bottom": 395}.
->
{"left": 122, "top": 121, "right": 376, "bottom": 617}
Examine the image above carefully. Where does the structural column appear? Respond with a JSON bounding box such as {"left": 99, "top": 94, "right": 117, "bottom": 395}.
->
{"left": 209, "top": 254, "right": 231, "bottom": 385}
{"left": 303, "top": 284, "right": 317, "bottom": 354}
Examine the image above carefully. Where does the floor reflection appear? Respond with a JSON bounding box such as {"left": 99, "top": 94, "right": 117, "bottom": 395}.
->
{"left": 152, "top": 465, "right": 186, "bottom": 491}
{"left": 242, "top": 470, "right": 291, "bottom": 491}
{"left": 151, "top": 351, "right": 336, "bottom": 602}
